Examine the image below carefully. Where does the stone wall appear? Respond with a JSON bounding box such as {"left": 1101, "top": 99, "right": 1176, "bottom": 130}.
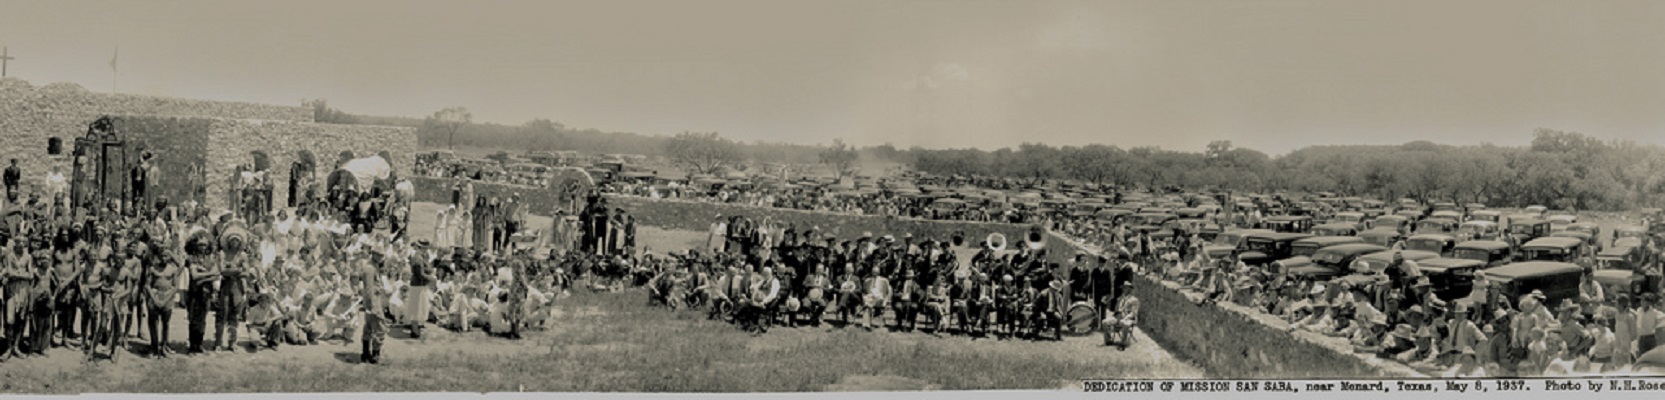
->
{"left": 1043, "top": 233, "right": 1426, "bottom": 378}
{"left": 201, "top": 119, "right": 417, "bottom": 211}
{"left": 410, "top": 177, "right": 551, "bottom": 212}
{"left": 0, "top": 78, "right": 313, "bottom": 196}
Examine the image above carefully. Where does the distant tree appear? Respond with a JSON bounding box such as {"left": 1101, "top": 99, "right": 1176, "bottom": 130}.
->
{"left": 303, "top": 99, "right": 360, "bottom": 124}
{"left": 425, "top": 107, "right": 472, "bottom": 150}
{"left": 665, "top": 131, "right": 745, "bottom": 176}
{"left": 819, "top": 138, "right": 861, "bottom": 178}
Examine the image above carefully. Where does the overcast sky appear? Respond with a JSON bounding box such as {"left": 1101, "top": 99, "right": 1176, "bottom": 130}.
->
{"left": 4, "top": 0, "right": 1664, "bottom": 154}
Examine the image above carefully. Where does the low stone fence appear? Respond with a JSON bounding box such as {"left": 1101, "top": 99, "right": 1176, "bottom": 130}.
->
{"left": 1046, "top": 235, "right": 1426, "bottom": 378}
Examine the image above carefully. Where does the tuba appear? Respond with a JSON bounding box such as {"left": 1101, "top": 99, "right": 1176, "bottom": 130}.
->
{"left": 951, "top": 230, "right": 966, "bottom": 247}
{"left": 1025, "top": 226, "right": 1046, "bottom": 252}
{"left": 986, "top": 232, "right": 1007, "bottom": 252}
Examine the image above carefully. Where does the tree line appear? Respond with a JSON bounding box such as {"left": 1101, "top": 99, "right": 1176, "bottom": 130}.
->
{"left": 313, "top": 102, "right": 1665, "bottom": 211}
{"left": 899, "top": 130, "right": 1665, "bottom": 211}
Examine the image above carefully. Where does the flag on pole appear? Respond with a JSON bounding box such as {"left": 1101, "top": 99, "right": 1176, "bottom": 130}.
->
{"left": 110, "top": 47, "right": 118, "bottom": 71}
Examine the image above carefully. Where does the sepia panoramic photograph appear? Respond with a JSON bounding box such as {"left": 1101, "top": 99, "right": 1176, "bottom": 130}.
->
{"left": 3, "top": 0, "right": 1665, "bottom": 395}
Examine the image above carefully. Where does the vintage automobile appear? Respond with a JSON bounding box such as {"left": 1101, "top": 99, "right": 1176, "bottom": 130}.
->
{"left": 1464, "top": 203, "right": 1488, "bottom": 213}
{"left": 1432, "top": 202, "right": 1460, "bottom": 213}
{"left": 1174, "top": 207, "right": 1209, "bottom": 220}
{"left": 1519, "top": 237, "right": 1585, "bottom": 263}
{"left": 1312, "top": 222, "right": 1359, "bottom": 237}
{"left": 1524, "top": 205, "right": 1550, "bottom": 218}
{"left": 1451, "top": 240, "right": 1515, "bottom": 268}
{"left": 1328, "top": 211, "right": 1370, "bottom": 230}
{"left": 1614, "top": 225, "right": 1648, "bottom": 249}
{"left": 1394, "top": 209, "right": 1425, "bottom": 223}
{"left": 1260, "top": 215, "right": 1314, "bottom": 234}
{"left": 1205, "top": 228, "right": 1273, "bottom": 259}
{"left": 1238, "top": 231, "right": 1315, "bottom": 266}
{"left": 1404, "top": 233, "right": 1458, "bottom": 256}
{"left": 1478, "top": 261, "right": 1583, "bottom": 309}
{"left": 1349, "top": 249, "right": 1440, "bottom": 275}
{"left": 1455, "top": 220, "right": 1501, "bottom": 241}
{"left": 1288, "top": 243, "right": 1388, "bottom": 279}
{"left": 1373, "top": 215, "right": 1412, "bottom": 235}
{"left": 1095, "top": 207, "right": 1137, "bottom": 225}
{"left": 1430, "top": 210, "right": 1464, "bottom": 222}
{"left": 1594, "top": 245, "right": 1655, "bottom": 296}
{"left": 1130, "top": 212, "right": 1180, "bottom": 234}
{"left": 1272, "top": 236, "right": 1368, "bottom": 272}
{"left": 1507, "top": 218, "right": 1552, "bottom": 244}
{"left": 1548, "top": 214, "right": 1578, "bottom": 232}
{"left": 1549, "top": 230, "right": 1597, "bottom": 249}
{"left": 1417, "top": 258, "right": 1487, "bottom": 302}
{"left": 1469, "top": 210, "right": 1503, "bottom": 223}
{"left": 1415, "top": 218, "right": 1460, "bottom": 235}
{"left": 1567, "top": 222, "right": 1602, "bottom": 242}
{"left": 1358, "top": 227, "right": 1405, "bottom": 248}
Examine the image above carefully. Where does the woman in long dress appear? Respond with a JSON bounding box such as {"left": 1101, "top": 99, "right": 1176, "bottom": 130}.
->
{"left": 435, "top": 206, "right": 452, "bottom": 248}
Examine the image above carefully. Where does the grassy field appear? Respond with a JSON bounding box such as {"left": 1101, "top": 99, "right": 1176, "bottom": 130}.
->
{"left": 0, "top": 280, "right": 1199, "bottom": 393}
{"left": 0, "top": 206, "right": 1199, "bottom": 393}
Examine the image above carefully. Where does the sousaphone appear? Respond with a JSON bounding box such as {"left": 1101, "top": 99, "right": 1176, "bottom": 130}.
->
{"left": 986, "top": 232, "right": 1008, "bottom": 252}
{"left": 1025, "top": 225, "right": 1046, "bottom": 252}
{"left": 951, "top": 230, "right": 966, "bottom": 247}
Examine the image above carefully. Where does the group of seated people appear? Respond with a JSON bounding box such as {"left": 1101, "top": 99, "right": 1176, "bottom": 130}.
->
{"left": 637, "top": 227, "right": 1144, "bottom": 346}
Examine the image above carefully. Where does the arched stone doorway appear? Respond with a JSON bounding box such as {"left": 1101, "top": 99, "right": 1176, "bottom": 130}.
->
{"left": 289, "top": 150, "right": 317, "bottom": 208}
{"left": 236, "top": 150, "right": 274, "bottom": 222}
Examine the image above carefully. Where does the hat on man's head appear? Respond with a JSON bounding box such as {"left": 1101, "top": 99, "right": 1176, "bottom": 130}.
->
{"left": 1528, "top": 289, "right": 1547, "bottom": 299}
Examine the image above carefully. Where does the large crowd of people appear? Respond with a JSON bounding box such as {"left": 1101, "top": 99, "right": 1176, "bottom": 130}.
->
{"left": 0, "top": 158, "right": 579, "bottom": 365}
{"left": 639, "top": 221, "right": 1142, "bottom": 344}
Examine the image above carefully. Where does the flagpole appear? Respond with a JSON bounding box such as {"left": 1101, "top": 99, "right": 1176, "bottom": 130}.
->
{"left": 111, "top": 47, "right": 118, "bottom": 93}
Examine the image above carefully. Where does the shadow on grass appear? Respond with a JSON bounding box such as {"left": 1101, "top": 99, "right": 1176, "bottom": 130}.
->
{"left": 333, "top": 351, "right": 365, "bottom": 365}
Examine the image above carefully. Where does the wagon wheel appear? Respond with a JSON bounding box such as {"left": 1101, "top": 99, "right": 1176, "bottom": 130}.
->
{"left": 546, "top": 168, "right": 595, "bottom": 214}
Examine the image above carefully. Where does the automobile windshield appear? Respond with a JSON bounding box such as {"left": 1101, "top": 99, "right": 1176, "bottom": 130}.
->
{"left": 1291, "top": 244, "right": 1320, "bottom": 257}
{"left": 1312, "top": 251, "right": 1347, "bottom": 265}
{"left": 1452, "top": 248, "right": 1492, "bottom": 262}
{"left": 1405, "top": 239, "right": 1444, "bottom": 253}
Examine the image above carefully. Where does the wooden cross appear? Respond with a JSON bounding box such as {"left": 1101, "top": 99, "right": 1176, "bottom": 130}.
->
{"left": 0, "top": 47, "right": 13, "bottom": 77}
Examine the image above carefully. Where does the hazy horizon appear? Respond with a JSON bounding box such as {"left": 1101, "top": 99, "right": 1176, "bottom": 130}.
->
{"left": 5, "top": 0, "right": 1665, "bottom": 155}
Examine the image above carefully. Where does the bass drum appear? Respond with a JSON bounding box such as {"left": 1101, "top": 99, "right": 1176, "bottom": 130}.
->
{"left": 1063, "top": 301, "right": 1099, "bottom": 336}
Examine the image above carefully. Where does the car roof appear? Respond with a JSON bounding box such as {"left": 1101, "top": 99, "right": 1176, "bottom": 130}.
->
{"left": 1522, "top": 237, "right": 1584, "bottom": 248}
{"left": 1461, "top": 220, "right": 1498, "bottom": 227}
{"left": 1376, "top": 215, "right": 1408, "bottom": 221}
{"left": 1454, "top": 240, "right": 1511, "bottom": 250}
{"left": 1483, "top": 261, "right": 1582, "bottom": 279}
{"left": 1295, "top": 236, "right": 1365, "bottom": 245}
{"left": 1316, "top": 243, "right": 1390, "bottom": 255}
{"left": 1359, "top": 228, "right": 1402, "bottom": 237}
{"left": 1314, "top": 222, "right": 1358, "bottom": 229}
{"left": 1419, "top": 258, "right": 1485, "bottom": 271}
{"left": 1246, "top": 232, "right": 1315, "bottom": 241}
{"left": 1360, "top": 250, "right": 1440, "bottom": 262}
{"left": 1408, "top": 234, "right": 1455, "bottom": 241}
{"left": 1472, "top": 210, "right": 1501, "bottom": 215}
{"left": 1265, "top": 215, "right": 1312, "bottom": 221}
{"left": 1598, "top": 246, "right": 1635, "bottom": 258}
{"left": 1568, "top": 222, "right": 1601, "bottom": 228}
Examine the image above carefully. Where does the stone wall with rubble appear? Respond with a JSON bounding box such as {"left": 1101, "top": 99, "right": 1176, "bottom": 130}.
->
{"left": 201, "top": 118, "right": 417, "bottom": 212}
{"left": 0, "top": 78, "right": 313, "bottom": 196}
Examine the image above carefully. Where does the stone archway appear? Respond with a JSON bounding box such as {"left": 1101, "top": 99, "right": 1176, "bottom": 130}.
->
{"left": 547, "top": 167, "right": 595, "bottom": 216}
{"left": 289, "top": 150, "right": 317, "bottom": 208}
